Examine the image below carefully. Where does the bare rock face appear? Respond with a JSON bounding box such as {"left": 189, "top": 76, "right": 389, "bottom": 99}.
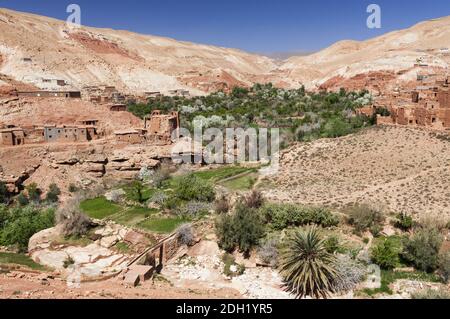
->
{"left": 28, "top": 224, "right": 134, "bottom": 281}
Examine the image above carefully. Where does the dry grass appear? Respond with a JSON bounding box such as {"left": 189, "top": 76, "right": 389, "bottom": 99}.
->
{"left": 264, "top": 126, "right": 450, "bottom": 218}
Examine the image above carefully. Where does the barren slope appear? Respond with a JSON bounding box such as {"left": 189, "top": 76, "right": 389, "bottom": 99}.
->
{"left": 0, "top": 8, "right": 277, "bottom": 94}
{"left": 280, "top": 16, "right": 450, "bottom": 90}
{"left": 263, "top": 126, "right": 450, "bottom": 217}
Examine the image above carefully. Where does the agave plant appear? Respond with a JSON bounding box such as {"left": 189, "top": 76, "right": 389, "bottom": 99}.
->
{"left": 278, "top": 226, "right": 340, "bottom": 299}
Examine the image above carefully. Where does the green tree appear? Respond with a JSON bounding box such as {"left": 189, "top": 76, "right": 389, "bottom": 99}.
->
{"left": 129, "top": 181, "right": 145, "bottom": 203}
{"left": 215, "top": 205, "right": 265, "bottom": 254}
{"left": 278, "top": 227, "right": 339, "bottom": 299}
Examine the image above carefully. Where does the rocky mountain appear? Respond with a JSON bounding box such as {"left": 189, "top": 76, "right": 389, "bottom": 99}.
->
{"left": 0, "top": 8, "right": 449, "bottom": 94}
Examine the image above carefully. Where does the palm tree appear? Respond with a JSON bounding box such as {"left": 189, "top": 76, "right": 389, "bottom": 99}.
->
{"left": 278, "top": 226, "right": 339, "bottom": 299}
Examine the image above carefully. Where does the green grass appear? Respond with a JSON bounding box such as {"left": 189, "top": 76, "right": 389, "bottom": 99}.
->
{"left": 112, "top": 207, "right": 158, "bottom": 225}
{"left": 193, "top": 166, "right": 256, "bottom": 182}
{"left": 137, "top": 217, "right": 187, "bottom": 234}
{"left": 114, "top": 242, "right": 131, "bottom": 254}
{"left": 362, "top": 270, "right": 441, "bottom": 296}
{"left": 79, "top": 196, "right": 123, "bottom": 219}
{"left": 0, "top": 252, "right": 46, "bottom": 270}
{"left": 220, "top": 173, "right": 258, "bottom": 190}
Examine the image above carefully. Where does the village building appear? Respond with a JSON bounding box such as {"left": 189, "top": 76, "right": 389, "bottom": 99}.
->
{"left": 145, "top": 110, "right": 180, "bottom": 144}
{"left": 376, "top": 77, "right": 450, "bottom": 130}
{"left": 0, "top": 127, "right": 25, "bottom": 146}
{"left": 109, "top": 104, "right": 127, "bottom": 112}
{"left": 114, "top": 129, "right": 145, "bottom": 144}
{"left": 17, "top": 91, "right": 81, "bottom": 98}
{"left": 43, "top": 125, "right": 98, "bottom": 143}
{"left": 168, "top": 89, "right": 190, "bottom": 97}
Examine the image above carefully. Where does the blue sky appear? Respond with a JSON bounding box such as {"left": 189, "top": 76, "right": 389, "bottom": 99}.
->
{"left": 1, "top": 0, "right": 449, "bottom": 53}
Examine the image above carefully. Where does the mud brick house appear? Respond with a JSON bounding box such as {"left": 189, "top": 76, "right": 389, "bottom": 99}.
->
{"left": 168, "top": 89, "right": 190, "bottom": 97}
{"left": 114, "top": 129, "right": 145, "bottom": 144}
{"left": 145, "top": 110, "right": 180, "bottom": 144}
{"left": 109, "top": 104, "right": 127, "bottom": 112}
{"left": 17, "top": 91, "right": 81, "bottom": 98}
{"left": 376, "top": 79, "right": 450, "bottom": 129}
{"left": 43, "top": 125, "right": 98, "bottom": 143}
{"left": 0, "top": 127, "right": 25, "bottom": 146}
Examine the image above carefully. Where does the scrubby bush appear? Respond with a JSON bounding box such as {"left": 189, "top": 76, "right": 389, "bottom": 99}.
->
{"left": 17, "top": 192, "right": 29, "bottom": 206}
{"left": 243, "top": 190, "right": 264, "bottom": 209}
{"left": 394, "top": 212, "right": 414, "bottom": 231}
{"left": 0, "top": 206, "right": 55, "bottom": 252}
{"left": 175, "top": 201, "right": 212, "bottom": 218}
{"left": 257, "top": 238, "right": 279, "bottom": 267}
{"left": 214, "top": 195, "right": 230, "bottom": 214}
{"left": 0, "top": 182, "right": 9, "bottom": 204}
{"left": 438, "top": 252, "right": 450, "bottom": 284}
{"left": 401, "top": 228, "right": 443, "bottom": 272}
{"left": 177, "top": 223, "right": 195, "bottom": 246}
{"left": 371, "top": 237, "right": 401, "bottom": 270}
{"left": 149, "top": 191, "right": 168, "bottom": 206}
{"left": 261, "top": 204, "right": 339, "bottom": 230}
{"left": 215, "top": 205, "right": 265, "bottom": 254}
{"left": 333, "top": 254, "right": 367, "bottom": 293}
{"left": 324, "top": 235, "right": 342, "bottom": 254}
{"left": 175, "top": 174, "right": 215, "bottom": 202}
{"left": 46, "top": 183, "right": 61, "bottom": 203}
{"left": 68, "top": 184, "right": 78, "bottom": 193}
{"left": 26, "top": 183, "right": 42, "bottom": 203}
{"left": 150, "top": 165, "right": 171, "bottom": 188}
{"left": 411, "top": 288, "right": 450, "bottom": 299}
{"left": 56, "top": 202, "right": 94, "bottom": 238}
{"left": 346, "top": 204, "right": 385, "bottom": 235}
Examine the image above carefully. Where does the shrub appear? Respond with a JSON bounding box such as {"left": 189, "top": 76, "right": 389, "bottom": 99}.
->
{"left": 150, "top": 165, "right": 171, "bottom": 188}
{"left": 324, "top": 236, "right": 341, "bottom": 254}
{"left": 346, "top": 204, "right": 385, "bottom": 235}
{"left": 175, "top": 174, "right": 215, "bottom": 202}
{"left": 278, "top": 226, "right": 339, "bottom": 299}
{"left": 26, "top": 183, "right": 42, "bottom": 203}
{"left": 261, "top": 204, "right": 339, "bottom": 230}
{"left": 243, "top": 190, "right": 264, "bottom": 209}
{"left": 333, "top": 254, "right": 366, "bottom": 293}
{"left": 369, "top": 224, "right": 383, "bottom": 238}
{"left": 0, "top": 206, "right": 55, "bottom": 252}
{"left": 149, "top": 191, "right": 168, "bottom": 206}
{"left": 214, "top": 195, "right": 230, "bottom": 214}
{"left": 63, "top": 256, "right": 75, "bottom": 269}
{"left": 56, "top": 202, "right": 94, "bottom": 238}
{"left": 46, "top": 183, "right": 61, "bottom": 203}
{"left": 175, "top": 201, "right": 212, "bottom": 218}
{"left": 411, "top": 288, "right": 450, "bottom": 299}
{"left": 0, "top": 182, "right": 8, "bottom": 204}
{"left": 257, "top": 238, "right": 279, "bottom": 267}
{"left": 17, "top": 192, "right": 29, "bottom": 206}
{"left": 401, "top": 228, "right": 443, "bottom": 272}
{"left": 177, "top": 223, "right": 195, "bottom": 246}
{"left": 394, "top": 212, "right": 414, "bottom": 231}
{"left": 215, "top": 205, "right": 265, "bottom": 254}
{"left": 438, "top": 253, "right": 450, "bottom": 284}
{"left": 68, "top": 184, "right": 78, "bottom": 193}
{"left": 371, "top": 237, "right": 401, "bottom": 270}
